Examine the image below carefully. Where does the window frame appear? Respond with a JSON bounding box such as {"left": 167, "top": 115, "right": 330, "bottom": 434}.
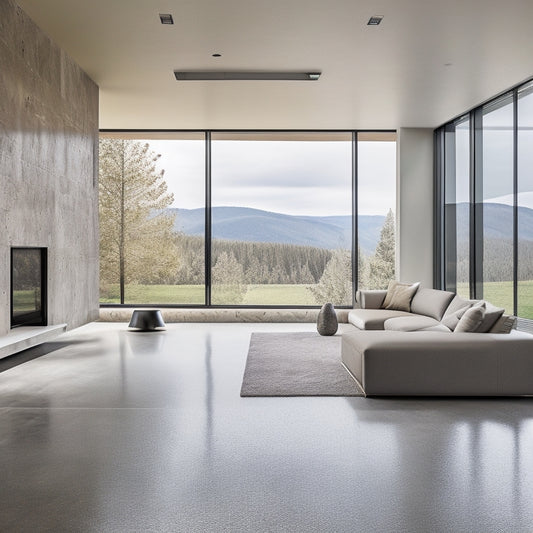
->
{"left": 435, "top": 77, "right": 533, "bottom": 327}
{"left": 99, "top": 129, "right": 396, "bottom": 309}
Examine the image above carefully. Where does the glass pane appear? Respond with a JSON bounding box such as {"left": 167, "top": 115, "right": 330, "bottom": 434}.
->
{"left": 211, "top": 132, "right": 353, "bottom": 306}
{"left": 518, "top": 83, "right": 533, "bottom": 319}
{"left": 357, "top": 134, "right": 397, "bottom": 289}
{"left": 481, "top": 96, "right": 514, "bottom": 313}
{"left": 455, "top": 120, "right": 470, "bottom": 298}
{"left": 99, "top": 133, "right": 205, "bottom": 304}
{"left": 12, "top": 248, "right": 42, "bottom": 318}
{"left": 443, "top": 119, "right": 470, "bottom": 298}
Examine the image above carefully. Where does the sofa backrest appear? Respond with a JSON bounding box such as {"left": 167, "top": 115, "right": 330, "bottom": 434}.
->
{"left": 410, "top": 288, "right": 455, "bottom": 321}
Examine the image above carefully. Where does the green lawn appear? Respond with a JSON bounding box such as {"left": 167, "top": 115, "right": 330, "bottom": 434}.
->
{"left": 12, "top": 289, "right": 40, "bottom": 312}
{"left": 100, "top": 280, "right": 533, "bottom": 318}
{"left": 457, "top": 280, "right": 533, "bottom": 319}
{"left": 243, "top": 284, "right": 317, "bottom": 305}
{"left": 100, "top": 283, "right": 318, "bottom": 306}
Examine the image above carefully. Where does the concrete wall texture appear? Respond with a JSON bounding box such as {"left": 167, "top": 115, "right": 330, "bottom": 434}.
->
{"left": 0, "top": 0, "right": 99, "bottom": 336}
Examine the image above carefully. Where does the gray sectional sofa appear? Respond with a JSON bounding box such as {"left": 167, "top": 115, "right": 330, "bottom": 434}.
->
{"left": 341, "top": 285, "right": 533, "bottom": 396}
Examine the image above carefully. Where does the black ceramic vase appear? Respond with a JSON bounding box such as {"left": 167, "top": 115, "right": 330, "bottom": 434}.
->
{"left": 317, "top": 303, "right": 338, "bottom": 336}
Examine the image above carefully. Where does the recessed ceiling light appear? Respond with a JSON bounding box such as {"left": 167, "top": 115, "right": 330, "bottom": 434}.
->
{"left": 159, "top": 13, "right": 174, "bottom": 25}
{"left": 367, "top": 15, "right": 383, "bottom": 25}
{"left": 173, "top": 71, "right": 321, "bottom": 81}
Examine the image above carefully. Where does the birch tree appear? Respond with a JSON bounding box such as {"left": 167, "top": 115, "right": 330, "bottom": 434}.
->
{"left": 99, "top": 139, "right": 179, "bottom": 302}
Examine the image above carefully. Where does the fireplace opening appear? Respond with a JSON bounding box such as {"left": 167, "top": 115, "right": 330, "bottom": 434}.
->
{"left": 11, "top": 247, "right": 47, "bottom": 328}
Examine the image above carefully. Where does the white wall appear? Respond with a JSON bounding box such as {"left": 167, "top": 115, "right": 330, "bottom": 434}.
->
{"left": 396, "top": 128, "right": 434, "bottom": 288}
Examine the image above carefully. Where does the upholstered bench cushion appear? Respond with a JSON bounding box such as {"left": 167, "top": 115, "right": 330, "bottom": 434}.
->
{"left": 348, "top": 309, "right": 413, "bottom": 330}
{"left": 384, "top": 315, "right": 440, "bottom": 331}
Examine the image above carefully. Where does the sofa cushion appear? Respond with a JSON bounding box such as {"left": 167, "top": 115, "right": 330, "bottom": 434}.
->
{"left": 348, "top": 309, "right": 413, "bottom": 330}
{"left": 382, "top": 280, "right": 419, "bottom": 309}
{"left": 385, "top": 283, "right": 420, "bottom": 312}
{"left": 356, "top": 289, "right": 387, "bottom": 309}
{"left": 443, "top": 295, "right": 474, "bottom": 318}
{"left": 476, "top": 301, "right": 505, "bottom": 333}
{"left": 410, "top": 288, "right": 455, "bottom": 321}
{"left": 455, "top": 306, "right": 485, "bottom": 332}
{"left": 441, "top": 305, "right": 471, "bottom": 331}
{"left": 419, "top": 324, "right": 452, "bottom": 333}
{"left": 489, "top": 314, "right": 517, "bottom": 334}
{"left": 384, "top": 316, "right": 440, "bottom": 332}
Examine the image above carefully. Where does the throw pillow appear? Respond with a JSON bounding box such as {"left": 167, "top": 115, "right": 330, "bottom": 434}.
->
{"left": 381, "top": 280, "right": 419, "bottom": 309}
{"left": 454, "top": 306, "right": 486, "bottom": 333}
{"left": 381, "top": 280, "right": 401, "bottom": 308}
{"left": 385, "top": 283, "right": 419, "bottom": 312}
{"left": 476, "top": 301, "right": 505, "bottom": 333}
{"left": 489, "top": 314, "right": 517, "bottom": 334}
{"left": 441, "top": 305, "right": 471, "bottom": 331}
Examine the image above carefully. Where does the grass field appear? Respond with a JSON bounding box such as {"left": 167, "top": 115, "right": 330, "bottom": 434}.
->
{"left": 12, "top": 290, "right": 40, "bottom": 312}
{"left": 100, "top": 281, "right": 533, "bottom": 318}
{"left": 100, "top": 283, "right": 318, "bottom": 306}
{"left": 457, "top": 281, "right": 533, "bottom": 318}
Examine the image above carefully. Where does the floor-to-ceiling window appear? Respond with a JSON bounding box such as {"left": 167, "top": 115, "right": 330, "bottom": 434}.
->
{"left": 99, "top": 130, "right": 396, "bottom": 307}
{"left": 357, "top": 132, "right": 397, "bottom": 290}
{"left": 441, "top": 118, "right": 471, "bottom": 299}
{"left": 481, "top": 96, "right": 514, "bottom": 313}
{"left": 211, "top": 132, "right": 352, "bottom": 306}
{"left": 436, "top": 78, "right": 533, "bottom": 323}
{"left": 518, "top": 82, "right": 533, "bottom": 319}
{"left": 99, "top": 132, "right": 205, "bottom": 305}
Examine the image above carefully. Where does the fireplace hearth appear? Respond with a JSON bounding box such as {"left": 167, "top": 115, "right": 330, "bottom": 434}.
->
{"left": 11, "top": 247, "right": 47, "bottom": 328}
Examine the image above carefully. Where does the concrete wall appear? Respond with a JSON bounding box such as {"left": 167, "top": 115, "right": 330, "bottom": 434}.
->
{"left": 397, "top": 128, "right": 434, "bottom": 288}
{"left": 0, "top": 0, "right": 99, "bottom": 336}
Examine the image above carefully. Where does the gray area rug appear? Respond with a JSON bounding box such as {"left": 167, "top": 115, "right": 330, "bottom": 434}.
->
{"left": 240, "top": 332, "right": 364, "bottom": 397}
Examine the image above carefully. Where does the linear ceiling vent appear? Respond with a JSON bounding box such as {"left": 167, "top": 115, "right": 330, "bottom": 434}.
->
{"left": 159, "top": 13, "right": 174, "bottom": 24}
{"left": 367, "top": 16, "right": 383, "bottom": 25}
{"left": 173, "top": 71, "right": 321, "bottom": 81}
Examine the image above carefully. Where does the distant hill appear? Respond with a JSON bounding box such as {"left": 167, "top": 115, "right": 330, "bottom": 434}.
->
{"left": 454, "top": 203, "right": 533, "bottom": 241}
{"left": 167, "top": 207, "right": 386, "bottom": 254}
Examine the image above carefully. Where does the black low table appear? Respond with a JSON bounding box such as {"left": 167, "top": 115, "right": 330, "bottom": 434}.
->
{"left": 128, "top": 309, "right": 166, "bottom": 331}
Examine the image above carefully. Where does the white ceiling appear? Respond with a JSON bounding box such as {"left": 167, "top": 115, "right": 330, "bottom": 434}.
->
{"left": 17, "top": 0, "right": 533, "bottom": 130}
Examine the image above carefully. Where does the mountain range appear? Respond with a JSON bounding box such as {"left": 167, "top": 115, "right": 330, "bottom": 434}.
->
{"left": 168, "top": 207, "right": 385, "bottom": 254}
{"left": 166, "top": 203, "right": 533, "bottom": 255}
{"left": 453, "top": 203, "right": 533, "bottom": 242}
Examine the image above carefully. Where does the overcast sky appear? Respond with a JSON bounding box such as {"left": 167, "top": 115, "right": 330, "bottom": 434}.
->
{"left": 148, "top": 139, "right": 396, "bottom": 217}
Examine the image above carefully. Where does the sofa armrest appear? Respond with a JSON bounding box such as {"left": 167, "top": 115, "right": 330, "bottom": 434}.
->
{"left": 356, "top": 289, "right": 387, "bottom": 309}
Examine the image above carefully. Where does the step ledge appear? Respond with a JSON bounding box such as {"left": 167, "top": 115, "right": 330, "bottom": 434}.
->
{"left": 0, "top": 324, "right": 67, "bottom": 359}
{"left": 99, "top": 308, "right": 350, "bottom": 323}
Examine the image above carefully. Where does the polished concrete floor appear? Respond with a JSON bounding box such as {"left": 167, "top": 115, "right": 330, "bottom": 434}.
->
{"left": 1, "top": 322, "right": 533, "bottom": 533}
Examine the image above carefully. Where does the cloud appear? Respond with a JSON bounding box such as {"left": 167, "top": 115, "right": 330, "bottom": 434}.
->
{"left": 145, "top": 137, "right": 396, "bottom": 216}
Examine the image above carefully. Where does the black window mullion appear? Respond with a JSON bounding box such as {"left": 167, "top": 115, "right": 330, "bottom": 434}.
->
{"left": 444, "top": 124, "right": 458, "bottom": 292}
{"left": 434, "top": 128, "right": 445, "bottom": 289}
{"left": 472, "top": 109, "right": 484, "bottom": 300}
{"left": 513, "top": 89, "right": 518, "bottom": 316}
{"left": 205, "top": 131, "right": 212, "bottom": 306}
{"left": 352, "top": 131, "right": 358, "bottom": 304}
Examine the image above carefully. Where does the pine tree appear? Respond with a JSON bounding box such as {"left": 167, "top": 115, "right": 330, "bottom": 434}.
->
{"left": 99, "top": 139, "right": 179, "bottom": 302}
{"left": 366, "top": 209, "right": 395, "bottom": 289}
{"left": 211, "top": 251, "right": 247, "bottom": 304}
{"left": 357, "top": 246, "right": 368, "bottom": 289}
{"left": 308, "top": 249, "right": 352, "bottom": 306}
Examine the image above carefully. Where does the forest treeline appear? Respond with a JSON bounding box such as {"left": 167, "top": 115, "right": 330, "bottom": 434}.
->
{"left": 455, "top": 238, "right": 533, "bottom": 283}
{"left": 170, "top": 235, "right": 332, "bottom": 285}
